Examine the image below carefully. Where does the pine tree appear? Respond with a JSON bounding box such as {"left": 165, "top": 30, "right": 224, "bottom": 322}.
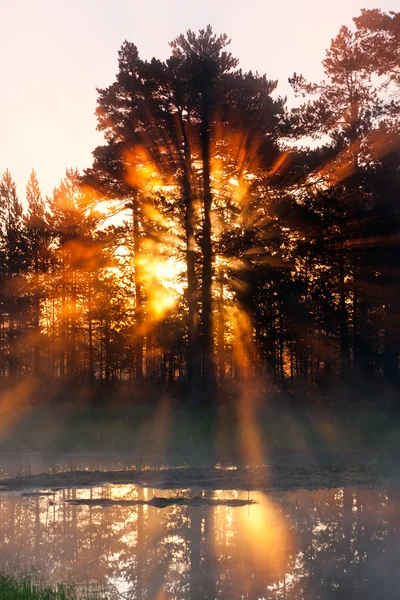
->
{"left": 0, "top": 170, "right": 27, "bottom": 376}
{"left": 24, "top": 170, "right": 51, "bottom": 375}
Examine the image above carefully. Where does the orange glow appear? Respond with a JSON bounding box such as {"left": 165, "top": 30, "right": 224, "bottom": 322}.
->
{"left": 309, "top": 139, "right": 360, "bottom": 186}
{"left": 230, "top": 305, "right": 254, "bottom": 377}
{"left": 344, "top": 232, "right": 400, "bottom": 248}
{"left": 237, "top": 494, "right": 293, "bottom": 580}
{"left": 309, "top": 129, "right": 400, "bottom": 188}
{"left": 137, "top": 244, "right": 182, "bottom": 324}
{"left": 155, "top": 590, "right": 174, "bottom": 600}
{"left": 0, "top": 378, "right": 38, "bottom": 437}
{"left": 268, "top": 151, "right": 290, "bottom": 178}
{"left": 225, "top": 303, "right": 268, "bottom": 471}
{"left": 124, "top": 146, "right": 165, "bottom": 191}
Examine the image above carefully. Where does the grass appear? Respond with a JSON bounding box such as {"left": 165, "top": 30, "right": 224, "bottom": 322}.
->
{"left": 0, "top": 575, "right": 75, "bottom": 600}
{"left": 0, "top": 574, "right": 104, "bottom": 599}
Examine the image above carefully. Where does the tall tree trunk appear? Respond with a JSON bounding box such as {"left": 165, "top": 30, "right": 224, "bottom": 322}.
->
{"left": 384, "top": 302, "right": 398, "bottom": 383}
{"left": 339, "top": 244, "right": 350, "bottom": 375}
{"left": 146, "top": 328, "right": 157, "bottom": 381}
{"left": 289, "top": 337, "right": 294, "bottom": 381}
{"left": 99, "top": 319, "right": 103, "bottom": 384}
{"left": 0, "top": 316, "right": 4, "bottom": 376}
{"left": 60, "top": 265, "right": 66, "bottom": 379}
{"left": 177, "top": 109, "right": 201, "bottom": 400}
{"left": 279, "top": 309, "right": 285, "bottom": 382}
{"left": 33, "top": 261, "right": 41, "bottom": 376}
{"left": 353, "top": 288, "right": 360, "bottom": 371}
{"left": 200, "top": 101, "right": 216, "bottom": 401}
{"left": 218, "top": 279, "right": 225, "bottom": 383}
{"left": 51, "top": 297, "right": 56, "bottom": 378}
{"left": 358, "top": 296, "right": 370, "bottom": 374}
{"left": 7, "top": 314, "right": 18, "bottom": 377}
{"left": 68, "top": 270, "right": 77, "bottom": 380}
{"left": 105, "top": 322, "right": 110, "bottom": 384}
{"left": 88, "top": 276, "right": 94, "bottom": 386}
{"left": 6, "top": 275, "right": 18, "bottom": 378}
{"left": 132, "top": 190, "right": 143, "bottom": 379}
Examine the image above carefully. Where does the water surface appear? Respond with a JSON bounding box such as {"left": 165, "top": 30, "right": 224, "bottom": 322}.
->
{"left": 0, "top": 478, "right": 399, "bottom": 599}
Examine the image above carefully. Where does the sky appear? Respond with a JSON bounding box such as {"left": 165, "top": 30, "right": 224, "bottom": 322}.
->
{"left": 1, "top": 0, "right": 399, "bottom": 198}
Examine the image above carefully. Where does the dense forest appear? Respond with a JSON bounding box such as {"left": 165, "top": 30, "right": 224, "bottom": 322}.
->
{"left": 1, "top": 9, "right": 399, "bottom": 404}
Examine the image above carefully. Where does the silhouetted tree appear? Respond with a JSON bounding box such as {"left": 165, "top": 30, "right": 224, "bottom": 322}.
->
{"left": 24, "top": 170, "right": 51, "bottom": 375}
{"left": 0, "top": 170, "right": 27, "bottom": 376}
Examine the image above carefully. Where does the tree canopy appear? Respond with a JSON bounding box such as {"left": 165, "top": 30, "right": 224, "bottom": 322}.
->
{"left": 1, "top": 12, "right": 399, "bottom": 406}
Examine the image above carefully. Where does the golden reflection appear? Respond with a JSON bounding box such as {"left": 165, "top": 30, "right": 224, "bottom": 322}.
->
{"left": 0, "top": 482, "right": 398, "bottom": 598}
{"left": 237, "top": 493, "right": 293, "bottom": 579}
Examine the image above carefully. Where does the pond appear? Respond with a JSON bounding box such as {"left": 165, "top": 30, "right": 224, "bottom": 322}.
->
{"left": 0, "top": 457, "right": 399, "bottom": 599}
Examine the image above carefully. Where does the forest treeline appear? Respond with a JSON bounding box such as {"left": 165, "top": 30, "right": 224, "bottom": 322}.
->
{"left": 1, "top": 9, "right": 399, "bottom": 403}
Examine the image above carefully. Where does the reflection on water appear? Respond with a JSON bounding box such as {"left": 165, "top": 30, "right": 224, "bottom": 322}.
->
{"left": 0, "top": 480, "right": 399, "bottom": 599}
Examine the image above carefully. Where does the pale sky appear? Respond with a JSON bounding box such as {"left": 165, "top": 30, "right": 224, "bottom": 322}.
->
{"left": 1, "top": 0, "right": 398, "bottom": 198}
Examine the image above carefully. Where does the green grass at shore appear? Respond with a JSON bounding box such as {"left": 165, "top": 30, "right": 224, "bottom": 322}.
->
{"left": 0, "top": 575, "right": 76, "bottom": 600}
{"left": 0, "top": 574, "right": 103, "bottom": 599}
